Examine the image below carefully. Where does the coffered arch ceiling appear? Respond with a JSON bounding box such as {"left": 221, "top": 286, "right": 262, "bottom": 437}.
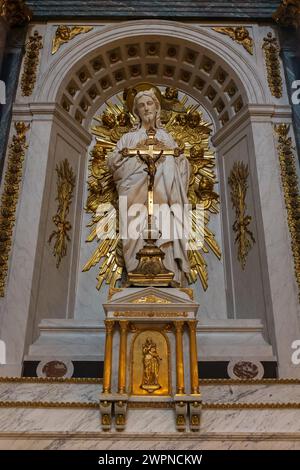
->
{"left": 55, "top": 35, "right": 249, "bottom": 131}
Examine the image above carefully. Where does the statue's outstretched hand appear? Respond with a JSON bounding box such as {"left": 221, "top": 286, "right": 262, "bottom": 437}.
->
{"left": 120, "top": 147, "right": 129, "bottom": 158}
{"left": 173, "top": 147, "right": 184, "bottom": 158}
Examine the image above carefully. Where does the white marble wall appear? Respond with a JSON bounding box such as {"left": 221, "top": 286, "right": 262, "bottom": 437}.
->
{"left": 215, "top": 127, "right": 267, "bottom": 320}
{"left": 213, "top": 106, "right": 300, "bottom": 376}
{"left": 2, "top": 380, "right": 300, "bottom": 404}
{"left": 0, "top": 105, "right": 90, "bottom": 375}
{"left": 0, "top": 381, "right": 300, "bottom": 449}
{"left": 32, "top": 119, "right": 91, "bottom": 339}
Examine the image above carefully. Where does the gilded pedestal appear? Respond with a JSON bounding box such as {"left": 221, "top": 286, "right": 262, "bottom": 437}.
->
{"left": 100, "top": 286, "right": 202, "bottom": 432}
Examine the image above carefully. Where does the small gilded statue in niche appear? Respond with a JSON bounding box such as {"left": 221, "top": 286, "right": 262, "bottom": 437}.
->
{"left": 140, "top": 337, "right": 162, "bottom": 392}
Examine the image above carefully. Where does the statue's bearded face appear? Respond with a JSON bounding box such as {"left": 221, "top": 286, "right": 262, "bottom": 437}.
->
{"left": 136, "top": 95, "right": 157, "bottom": 126}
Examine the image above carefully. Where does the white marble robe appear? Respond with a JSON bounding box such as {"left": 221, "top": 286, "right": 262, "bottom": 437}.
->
{"left": 107, "top": 126, "right": 190, "bottom": 283}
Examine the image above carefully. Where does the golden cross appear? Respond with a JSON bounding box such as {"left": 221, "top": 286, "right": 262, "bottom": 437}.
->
{"left": 119, "top": 130, "right": 177, "bottom": 217}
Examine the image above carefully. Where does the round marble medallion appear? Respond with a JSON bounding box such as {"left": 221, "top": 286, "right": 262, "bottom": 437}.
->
{"left": 227, "top": 360, "right": 264, "bottom": 380}
{"left": 36, "top": 359, "right": 74, "bottom": 378}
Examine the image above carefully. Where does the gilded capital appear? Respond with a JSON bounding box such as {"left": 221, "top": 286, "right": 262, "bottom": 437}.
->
{"left": 188, "top": 320, "right": 198, "bottom": 333}
{"left": 105, "top": 320, "right": 115, "bottom": 333}
{"left": 174, "top": 320, "right": 185, "bottom": 332}
{"left": 0, "top": 0, "right": 32, "bottom": 27}
{"left": 273, "top": 0, "right": 300, "bottom": 29}
{"left": 119, "top": 320, "right": 129, "bottom": 332}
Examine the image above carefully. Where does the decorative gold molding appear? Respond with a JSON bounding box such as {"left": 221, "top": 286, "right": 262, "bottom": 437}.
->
{"left": 200, "top": 378, "right": 300, "bottom": 385}
{"left": 228, "top": 161, "right": 255, "bottom": 270}
{"left": 48, "top": 159, "right": 76, "bottom": 268}
{"left": 131, "top": 295, "right": 172, "bottom": 304}
{"left": 0, "top": 122, "right": 29, "bottom": 297}
{"left": 273, "top": 0, "right": 300, "bottom": 29}
{"left": 274, "top": 124, "right": 300, "bottom": 300}
{"left": 0, "top": 401, "right": 99, "bottom": 409}
{"left": 0, "top": 377, "right": 299, "bottom": 385}
{"left": 0, "top": 0, "right": 31, "bottom": 26}
{"left": 202, "top": 402, "right": 300, "bottom": 409}
{"left": 52, "top": 25, "right": 93, "bottom": 55}
{"left": 213, "top": 27, "right": 253, "bottom": 55}
{"left": 113, "top": 311, "right": 189, "bottom": 317}
{"left": 0, "top": 377, "right": 102, "bottom": 384}
{"left": 0, "top": 400, "right": 300, "bottom": 410}
{"left": 128, "top": 402, "right": 175, "bottom": 409}
{"left": 21, "top": 30, "right": 43, "bottom": 96}
{"left": 262, "top": 32, "right": 283, "bottom": 99}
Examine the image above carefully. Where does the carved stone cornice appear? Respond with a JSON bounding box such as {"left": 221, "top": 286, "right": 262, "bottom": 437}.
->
{"left": 0, "top": 0, "right": 32, "bottom": 27}
{"left": 273, "top": 0, "right": 300, "bottom": 29}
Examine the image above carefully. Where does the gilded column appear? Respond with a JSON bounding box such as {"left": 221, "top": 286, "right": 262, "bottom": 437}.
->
{"left": 174, "top": 321, "right": 185, "bottom": 395}
{"left": 103, "top": 320, "right": 115, "bottom": 394}
{"left": 188, "top": 320, "right": 200, "bottom": 395}
{"left": 118, "top": 320, "right": 129, "bottom": 394}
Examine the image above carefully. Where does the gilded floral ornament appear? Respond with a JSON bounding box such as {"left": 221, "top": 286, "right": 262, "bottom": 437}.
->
{"left": 274, "top": 124, "right": 300, "bottom": 300}
{"left": 228, "top": 162, "right": 255, "bottom": 270}
{"left": 262, "top": 32, "right": 283, "bottom": 98}
{"left": 0, "top": 122, "right": 30, "bottom": 297}
{"left": 48, "top": 159, "right": 76, "bottom": 268}
{"left": 273, "top": 0, "right": 300, "bottom": 29}
{"left": 21, "top": 30, "right": 43, "bottom": 96}
{"left": 0, "top": 0, "right": 31, "bottom": 26}
{"left": 52, "top": 25, "right": 93, "bottom": 55}
{"left": 213, "top": 27, "right": 253, "bottom": 55}
{"left": 131, "top": 295, "right": 172, "bottom": 304}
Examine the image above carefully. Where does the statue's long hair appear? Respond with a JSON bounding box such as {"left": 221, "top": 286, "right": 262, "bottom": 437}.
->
{"left": 131, "top": 88, "right": 163, "bottom": 131}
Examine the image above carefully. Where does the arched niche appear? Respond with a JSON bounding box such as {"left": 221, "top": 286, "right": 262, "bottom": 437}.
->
{"left": 2, "top": 20, "right": 299, "bottom": 377}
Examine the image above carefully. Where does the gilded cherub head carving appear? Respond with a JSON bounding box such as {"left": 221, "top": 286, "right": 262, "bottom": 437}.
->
{"left": 165, "top": 87, "right": 178, "bottom": 101}
{"left": 175, "top": 113, "right": 188, "bottom": 127}
{"left": 117, "top": 111, "right": 131, "bottom": 127}
{"left": 56, "top": 25, "right": 71, "bottom": 41}
{"left": 187, "top": 111, "right": 202, "bottom": 129}
{"left": 235, "top": 26, "right": 249, "bottom": 42}
{"left": 190, "top": 144, "right": 205, "bottom": 160}
{"left": 102, "top": 112, "right": 116, "bottom": 129}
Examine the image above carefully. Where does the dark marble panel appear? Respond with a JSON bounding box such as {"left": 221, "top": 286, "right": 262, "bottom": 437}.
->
{"left": 0, "top": 26, "right": 27, "bottom": 182}
{"left": 22, "top": 360, "right": 104, "bottom": 378}
{"left": 22, "top": 360, "right": 277, "bottom": 378}
{"left": 26, "top": 0, "right": 281, "bottom": 20}
{"left": 198, "top": 361, "right": 277, "bottom": 379}
{"left": 279, "top": 27, "right": 300, "bottom": 163}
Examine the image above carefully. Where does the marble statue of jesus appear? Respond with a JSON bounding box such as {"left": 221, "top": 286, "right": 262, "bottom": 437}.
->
{"left": 107, "top": 88, "right": 190, "bottom": 285}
